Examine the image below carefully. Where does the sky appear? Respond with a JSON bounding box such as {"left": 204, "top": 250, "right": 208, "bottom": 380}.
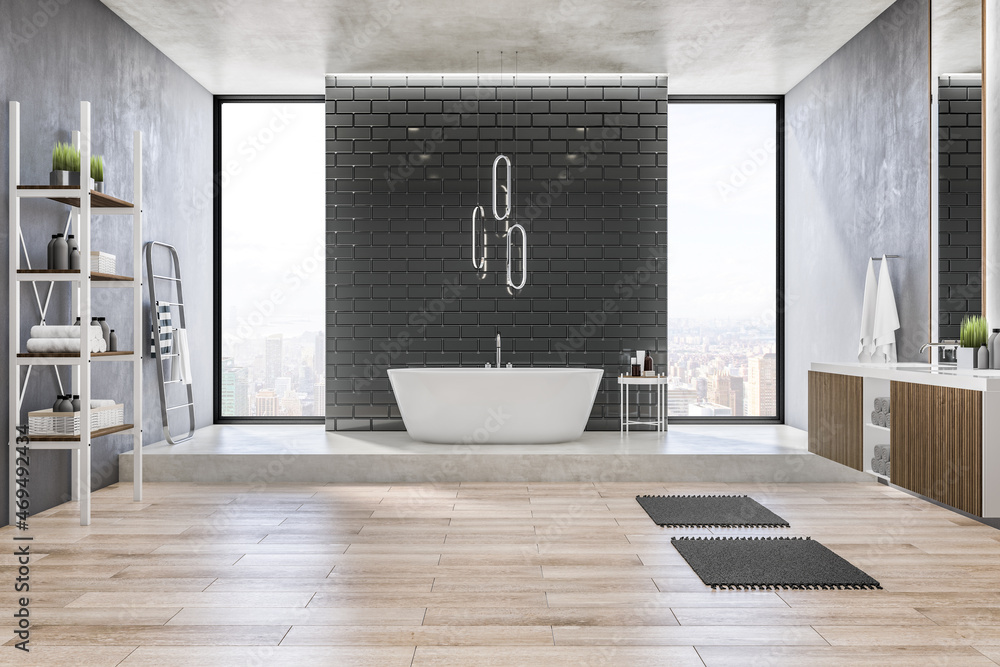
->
{"left": 668, "top": 103, "right": 777, "bottom": 322}
{"left": 220, "top": 102, "right": 325, "bottom": 349}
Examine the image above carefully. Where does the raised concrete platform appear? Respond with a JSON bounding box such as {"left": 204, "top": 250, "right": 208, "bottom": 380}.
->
{"left": 119, "top": 424, "right": 873, "bottom": 484}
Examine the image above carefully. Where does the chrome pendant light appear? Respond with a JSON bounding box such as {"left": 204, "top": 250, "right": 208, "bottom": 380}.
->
{"left": 498, "top": 51, "right": 526, "bottom": 290}
{"left": 471, "top": 52, "right": 486, "bottom": 270}
{"left": 469, "top": 51, "right": 527, "bottom": 290}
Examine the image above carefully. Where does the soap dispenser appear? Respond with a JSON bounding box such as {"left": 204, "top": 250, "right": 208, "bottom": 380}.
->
{"left": 643, "top": 351, "right": 654, "bottom": 377}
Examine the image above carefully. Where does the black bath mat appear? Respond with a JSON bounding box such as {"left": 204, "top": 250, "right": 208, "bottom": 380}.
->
{"left": 636, "top": 495, "right": 790, "bottom": 528}
{"left": 671, "top": 536, "right": 882, "bottom": 590}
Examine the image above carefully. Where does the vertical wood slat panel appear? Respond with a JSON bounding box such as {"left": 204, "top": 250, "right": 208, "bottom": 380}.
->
{"left": 891, "top": 381, "right": 982, "bottom": 516}
{"left": 808, "top": 371, "right": 863, "bottom": 471}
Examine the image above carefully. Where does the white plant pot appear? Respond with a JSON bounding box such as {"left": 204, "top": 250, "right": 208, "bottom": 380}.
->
{"left": 957, "top": 346, "right": 977, "bottom": 369}
{"left": 49, "top": 171, "right": 95, "bottom": 189}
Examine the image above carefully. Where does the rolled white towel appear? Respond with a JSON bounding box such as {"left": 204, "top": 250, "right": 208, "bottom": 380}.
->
{"left": 26, "top": 338, "right": 102, "bottom": 353}
{"left": 29, "top": 325, "right": 102, "bottom": 340}
{"left": 871, "top": 457, "right": 880, "bottom": 473}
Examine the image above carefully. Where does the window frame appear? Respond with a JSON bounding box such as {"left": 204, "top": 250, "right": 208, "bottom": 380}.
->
{"left": 213, "top": 95, "right": 326, "bottom": 424}
{"left": 666, "top": 95, "right": 785, "bottom": 425}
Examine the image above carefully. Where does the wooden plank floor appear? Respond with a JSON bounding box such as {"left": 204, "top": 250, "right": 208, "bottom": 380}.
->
{"left": 1, "top": 481, "right": 999, "bottom": 665}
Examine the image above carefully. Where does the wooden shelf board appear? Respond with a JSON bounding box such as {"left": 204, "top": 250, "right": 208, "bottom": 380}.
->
{"left": 16, "top": 269, "right": 133, "bottom": 281}
{"left": 92, "top": 272, "right": 133, "bottom": 282}
{"left": 17, "top": 185, "right": 133, "bottom": 208}
{"left": 28, "top": 423, "right": 134, "bottom": 442}
{"left": 18, "top": 351, "right": 134, "bottom": 358}
{"left": 17, "top": 269, "right": 80, "bottom": 274}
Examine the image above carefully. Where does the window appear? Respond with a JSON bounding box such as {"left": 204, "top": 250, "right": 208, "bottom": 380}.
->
{"left": 667, "top": 100, "right": 782, "bottom": 419}
{"left": 216, "top": 99, "right": 325, "bottom": 419}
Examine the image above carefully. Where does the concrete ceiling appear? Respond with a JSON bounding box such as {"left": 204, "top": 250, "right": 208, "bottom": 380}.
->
{"left": 100, "top": 0, "right": 906, "bottom": 95}
{"left": 932, "top": 0, "right": 981, "bottom": 75}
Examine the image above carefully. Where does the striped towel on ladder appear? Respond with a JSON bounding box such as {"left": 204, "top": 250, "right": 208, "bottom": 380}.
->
{"left": 150, "top": 302, "right": 173, "bottom": 358}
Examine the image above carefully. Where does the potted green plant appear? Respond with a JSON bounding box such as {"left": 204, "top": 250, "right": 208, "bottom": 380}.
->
{"left": 50, "top": 142, "right": 78, "bottom": 186}
{"left": 90, "top": 155, "right": 104, "bottom": 193}
{"left": 958, "top": 315, "right": 989, "bottom": 369}
{"left": 50, "top": 142, "right": 96, "bottom": 189}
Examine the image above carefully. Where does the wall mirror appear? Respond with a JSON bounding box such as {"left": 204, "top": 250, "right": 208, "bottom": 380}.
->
{"left": 931, "top": 0, "right": 983, "bottom": 345}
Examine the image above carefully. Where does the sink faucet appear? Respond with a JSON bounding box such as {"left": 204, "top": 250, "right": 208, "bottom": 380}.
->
{"left": 919, "top": 341, "right": 958, "bottom": 353}
{"left": 920, "top": 341, "right": 958, "bottom": 361}
{"left": 496, "top": 333, "right": 501, "bottom": 368}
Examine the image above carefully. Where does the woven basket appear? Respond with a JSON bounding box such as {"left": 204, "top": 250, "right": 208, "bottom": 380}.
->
{"left": 28, "top": 404, "right": 124, "bottom": 436}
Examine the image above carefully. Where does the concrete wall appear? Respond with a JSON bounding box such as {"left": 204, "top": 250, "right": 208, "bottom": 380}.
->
{"left": 1, "top": 0, "right": 213, "bottom": 520}
{"left": 325, "top": 74, "right": 668, "bottom": 432}
{"left": 785, "top": 0, "right": 930, "bottom": 429}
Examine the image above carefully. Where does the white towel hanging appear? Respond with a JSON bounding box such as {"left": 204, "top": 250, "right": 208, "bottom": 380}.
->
{"left": 858, "top": 258, "right": 878, "bottom": 362}
{"left": 175, "top": 328, "right": 193, "bottom": 386}
{"left": 872, "top": 255, "right": 900, "bottom": 363}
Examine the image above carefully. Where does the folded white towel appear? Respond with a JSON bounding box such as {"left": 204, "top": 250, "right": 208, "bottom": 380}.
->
{"left": 858, "top": 258, "right": 878, "bottom": 362}
{"left": 26, "top": 338, "right": 104, "bottom": 353}
{"left": 175, "top": 328, "right": 193, "bottom": 385}
{"left": 872, "top": 255, "right": 900, "bottom": 363}
{"left": 29, "top": 325, "right": 102, "bottom": 340}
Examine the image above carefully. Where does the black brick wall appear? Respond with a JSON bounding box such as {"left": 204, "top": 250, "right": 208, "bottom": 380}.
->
{"left": 938, "top": 75, "right": 982, "bottom": 340}
{"left": 325, "top": 74, "right": 668, "bottom": 432}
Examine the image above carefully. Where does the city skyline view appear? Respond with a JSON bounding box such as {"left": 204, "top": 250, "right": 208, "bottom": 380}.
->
{"left": 667, "top": 103, "right": 778, "bottom": 417}
{"left": 220, "top": 102, "right": 325, "bottom": 416}
{"left": 221, "top": 102, "right": 778, "bottom": 419}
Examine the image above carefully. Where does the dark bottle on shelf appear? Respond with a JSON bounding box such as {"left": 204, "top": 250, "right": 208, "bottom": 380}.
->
{"left": 643, "top": 351, "right": 654, "bottom": 377}
{"left": 51, "top": 233, "right": 69, "bottom": 270}
{"left": 68, "top": 234, "right": 81, "bottom": 271}
{"left": 71, "top": 395, "right": 81, "bottom": 411}
{"left": 97, "top": 317, "right": 110, "bottom": 349}
{"left": 47, "top": 235, "right": 58, "bottom": 269}
{"left": 109, "top": 329, "right": 118, "bottom": 352}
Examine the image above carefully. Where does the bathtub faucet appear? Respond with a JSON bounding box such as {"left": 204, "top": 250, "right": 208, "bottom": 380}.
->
{"left": 496, "top": 333, "right": 501, "bottom": 368}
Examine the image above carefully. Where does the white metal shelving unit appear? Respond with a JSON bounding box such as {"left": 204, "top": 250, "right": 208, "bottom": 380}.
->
{"left": 8, "top": 101, "right": 143, "bottom": 526}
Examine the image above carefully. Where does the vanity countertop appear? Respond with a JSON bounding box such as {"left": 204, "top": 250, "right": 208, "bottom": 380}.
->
{"left": 810, "top": 361, "right": 1000, "bottom": 392}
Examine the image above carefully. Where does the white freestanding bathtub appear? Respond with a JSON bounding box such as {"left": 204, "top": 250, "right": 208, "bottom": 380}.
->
{"left": 387, "top": 367, "right": 604, "bottom": 444}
